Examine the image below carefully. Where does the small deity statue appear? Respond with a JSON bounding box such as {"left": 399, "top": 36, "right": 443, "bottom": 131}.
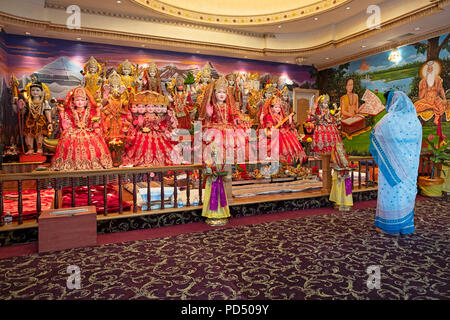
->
{"left": 329, "top": 141, "right": 353, "bottom": 211}
{"left": 258, "top": 84, "right": 278, "bottom": 126}
{"left": 82, "top": 56, "right": 104, "bottom": 102}
{"left": 168, "top": 75, "right": 195, "bottom": 130}
{"left": 202, "top": 144, "right": 231, "bottom": 227}
{"left": 118, "top": 59, "right": 137, "bottom": 92}
{"left": 143, "top": 61, "right": 163, "bottom": 94}
{"left": 226, "top": 73, "right": 242, "bottom": 111}
{"left": 17, "top": 80, "right": 53, "bottom": 154}
{"left": 195, "top": 63, "right": 214, "bottom": 109}
{"left": 101, "top": 70, "right": 129, "bottom": 140}
{"left": 310, "top": 94, "right": 343, "bottom": 155}
{"left": 260, "top": 96, "right": 306, "bottom": 164}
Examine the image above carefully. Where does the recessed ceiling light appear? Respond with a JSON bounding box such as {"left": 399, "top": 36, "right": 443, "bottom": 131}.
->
{"left": 314, "top": 17, "right": 319, "bottom": 21}
{"left": 278, "top": 25, "right": 282, "bottom": 28}
{"left": 141, "top": 44, "right": 145, "bottom": 47}
{"left": 346, "top": 7, "right": 351, "bottom": 10}
{"left": 415, "top": 27, "right": 420, "bottom": 31}
{"left": 196, "top": 51, "right": 200, "bottom": 53}
{"left": 76, "top": 37, "right": 81, "bottom": 40}
{"left": 117, "top": 0, "right": 121, "bottom": 3}
{"left": 361, "top": 45, "right": 367, "bottom": 48}
{"left": 325, "top": 57, "right": 329, "bottom": 60}
{"left": 25, "top": 32, "right": 30, "bottom": 35}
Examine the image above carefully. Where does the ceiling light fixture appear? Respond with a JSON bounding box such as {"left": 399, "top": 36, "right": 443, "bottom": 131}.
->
{"left": 346, "top": 7, "right": 351, "bottom": 10}
{"left": 196, "top": 51, "right": 200, "bottom": 53}
{"left": 314, "top": 17, "right": 319, "bottom": 21}
{"left": 278, "top": 25, "right": 282, "bottom": 28}
{"left": 117, "top": 1, "right": 121, "bottom": 3}
{"left": 325, "top": 57, "right": 329, "bottom": 60}
{"left": 415, "top": 27, "right": 421, "bottom": 31}
{"left": 361, "top": 45, "right": 367, "bottom": 48}
{"left": 76, "top": 37, "right": 81, "bottom": 40}
{"left": 25, "top": 32, "right": 30, "bottom": 35}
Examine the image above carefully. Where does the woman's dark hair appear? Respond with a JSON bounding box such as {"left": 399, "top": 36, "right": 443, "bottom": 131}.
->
{"left": 384, "top": 91, "right": 392, "bottom": 102}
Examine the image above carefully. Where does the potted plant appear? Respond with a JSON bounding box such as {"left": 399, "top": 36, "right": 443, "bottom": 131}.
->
{"left": 418, "top": 133, "right": 450, "bottom": 197}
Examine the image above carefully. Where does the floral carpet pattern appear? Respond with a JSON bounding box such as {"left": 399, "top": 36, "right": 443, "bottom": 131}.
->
{"left": 0, "top": 198, "right": 448, "bottom": 300}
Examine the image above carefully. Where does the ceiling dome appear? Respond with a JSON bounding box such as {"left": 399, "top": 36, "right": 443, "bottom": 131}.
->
{"left": 132, "top": 0, "right": 351, "bottom": 25}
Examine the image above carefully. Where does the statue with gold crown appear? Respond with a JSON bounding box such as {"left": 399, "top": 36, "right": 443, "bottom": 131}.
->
{"left": 101, "top": 70, "right": 130, "bottom": 140}
{"left": 168, "top": 75, "right": 196, "bottom": 130}
{"left": 142, "top": 61, "right": 163, "bottom": 94}
{"left": 260, "top": 95, "right": 306, "bottom": 164}
{"left": 82, "top": 56, "right": 104, "bottom": 102}
{"left": 195, "top": 63, "right": 214, "bottom": 109}
{"left": 49, "top": 86, "right": 113, "bottom": 171}
{"left": 310, "top": 94, "right": 343, "bottom": 155}
{"left": 198, "top": 76, "right": 253, "bottom": 163}
{"left": 257, "top": 83, "right": 278, "bottom": 127}
{"left": 122, "top": 91, "right": 179, "bottom": 167}
{"left": 117, "top": 59, "right": 137, "bottom": 92}
{"left": 202, "top": 143, "right": 231, "bottom": 227}
{"left": 17, "top": 76, "right": 53, "bottom": 155}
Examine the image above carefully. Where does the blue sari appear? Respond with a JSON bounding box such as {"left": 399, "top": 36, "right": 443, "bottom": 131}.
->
{"left": 369, "top": 91, "right": 422, "bottom": 234}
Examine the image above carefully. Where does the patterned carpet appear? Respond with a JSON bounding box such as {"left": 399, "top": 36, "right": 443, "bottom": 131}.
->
{"left": 0, "top": 198, "right": 448, "bottom": 300}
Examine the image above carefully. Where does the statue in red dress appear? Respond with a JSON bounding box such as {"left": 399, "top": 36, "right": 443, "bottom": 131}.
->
{"left": 50, "top": 87, "right": 113, "bottom": 171}
{"left": 260, "top": 96, "right": 306, "bottom": 164}
{"left": 169, "top": 75, "right": 195, "bottom": 130}
{"left": 142, "top": 61, "right": 163, "bottom": 94}
{"left": 310, "top": 94, "right": 342, "bottom": 155}
{"left": 123, "top": 91, "right": 180, "bottom": 167}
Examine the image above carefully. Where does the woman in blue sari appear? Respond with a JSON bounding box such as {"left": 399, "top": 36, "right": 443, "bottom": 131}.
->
{"left": 369, "top": 91, "right": 422, "bottom": 234}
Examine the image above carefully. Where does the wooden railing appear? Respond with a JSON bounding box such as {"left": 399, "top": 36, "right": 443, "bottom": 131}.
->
{"left": 0, "top": 164, "right": 203, "bottom": 226}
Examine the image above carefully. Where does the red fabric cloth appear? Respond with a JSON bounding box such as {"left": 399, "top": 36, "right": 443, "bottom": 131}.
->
{"left": 3, "top": 189, "right": 54, "bottom": 220}
{"left": 61, "top": 184, "right": 131, "bottom": 214}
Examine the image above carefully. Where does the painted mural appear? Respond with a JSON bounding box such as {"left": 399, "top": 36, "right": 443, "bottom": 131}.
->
{"left": 319, "top": 34, "right": 450, "bottom": 155}
{"left": 0, "top": 31, "right": 316, "bottom": 148}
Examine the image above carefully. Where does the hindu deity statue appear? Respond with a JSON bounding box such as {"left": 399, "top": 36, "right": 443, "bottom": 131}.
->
{"left": 258, "top": 84, "right": 278, "bottom": 127}
{"left": 49, "top": 87, "right": 113, "bottom": 171}
{"left": 100, "top": 70, "right": 130, "bottom": 140}
{"left": 82, "top": 56, "right": 104, "bottom": 102}
{"left": 195, "top": 63, "right": 214, "bottom": 109}
{"left": 260, "top": 96, "right": 306, "bottom": 164}
{"left": 310, "top": 94, "right": 343, "bottom": 155}
{"left": 198, "top": 76, "right": 253, "bottom": 163}
{"left": 226, "top": 73, "right": 242, "bottom": 111}
{"left": 168, "top": 75, "right": 195, "bottom": 130}
{"left": 17, "top": 80, "right": 53, "bottom": 154}
{"left": 123, "top": 91, "right": 180, "bottom": 167}
{"left": 118, "top": 59, "right": 136, "bottom": 92}
{"left": 143, "top": 61, "right": 163, "bottom": 94}
{"left": 329, "top": 141, "right": 353, "bottom": 211}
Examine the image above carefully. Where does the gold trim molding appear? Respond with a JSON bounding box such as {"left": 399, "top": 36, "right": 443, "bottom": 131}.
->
{"left": 0, "top": 0, "right": 448, "bottom": 66}
{"left": 132, "top": 0, "right": 351, "bottom": 26}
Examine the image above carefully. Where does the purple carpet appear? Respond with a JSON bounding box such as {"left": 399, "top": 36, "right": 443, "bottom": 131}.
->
{"left": 0, "top": 198, "right": 448, "bottom": 300}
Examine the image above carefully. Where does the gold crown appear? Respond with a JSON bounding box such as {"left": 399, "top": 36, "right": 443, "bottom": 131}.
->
{"left": 249, "top": 73, "right": 259, "bottom": 80}
{"left": 73, "top": 87, "right": 87, "bottom": 99}
{"left": 148, "top": 61, "right": 158, "bottom": 73}
{"left": 201, "top": 64, "right": 212, "bottom": 77}
{"left": 118, "top": 59, "right": 135, "bottom": 75}
{"left": 271, "top": 96, "right": 283, "bottom": 106}
{"left": 129, "top": 91, "right": 169, "bottom": 105}
{"left": 214, "top": 76, "right": 228, "bottom": 90}
{"left": 84, "top": 56, "right": 101, "bottom": 73}
{"left": 226, "top": 73, "right": 236, "bottom": 80}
